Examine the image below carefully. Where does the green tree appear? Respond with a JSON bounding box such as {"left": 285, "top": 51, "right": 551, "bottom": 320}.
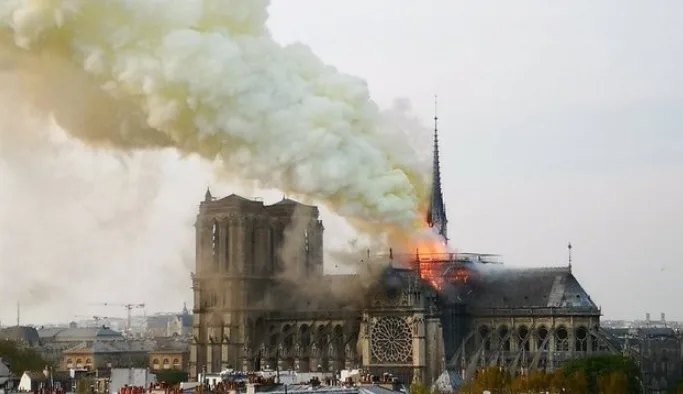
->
{"left": 561, "top": 355, "right": 642, "bottom": 394}
{"left": 0, "top": 339, "right": 51, "bottom": 374}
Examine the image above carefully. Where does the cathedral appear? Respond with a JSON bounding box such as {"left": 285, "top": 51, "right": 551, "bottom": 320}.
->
{"left": 189, "top": 118, "right": 619, "bottom": 386}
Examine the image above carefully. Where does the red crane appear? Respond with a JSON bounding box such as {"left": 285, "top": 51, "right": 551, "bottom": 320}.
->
{"left": 93, "top": 303, "right": 145, "bottom": 332}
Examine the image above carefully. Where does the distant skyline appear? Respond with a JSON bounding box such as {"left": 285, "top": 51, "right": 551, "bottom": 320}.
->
{"left": 1, "top": 0, "right": 682, "bottom": 324}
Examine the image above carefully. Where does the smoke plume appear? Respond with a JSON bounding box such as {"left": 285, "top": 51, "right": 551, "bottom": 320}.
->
{"left": 0, "top": 93, "right": 167, "bottom": 314}
{"left": 274, "top": 205, "right": 391, "bottom": 308}
{"left": 0, "top": 1, "right": 430, "bottom": 239}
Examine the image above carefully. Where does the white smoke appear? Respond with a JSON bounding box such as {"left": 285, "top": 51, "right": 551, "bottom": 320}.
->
{"left": 0, "top": 0, "right": 430, "bottom": 237}
{"left": 0, "top": 96, "right": 167, "bottom": 313}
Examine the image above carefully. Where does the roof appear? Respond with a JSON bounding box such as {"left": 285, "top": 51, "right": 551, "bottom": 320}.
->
{"left": 269, "top": 198, "right": 317, "bottom": 209}
{"left": 0, "top": 357, "right": 11, "bottom": 377}
{"left": 152, "top": 339, "right": 189, "bottom": 353}
{"left": 463, "top": 266, "right": 599, "bottom": 311}
{"left": 0, "top": 326, "right": 40, "bottom": 346}
{"left": 216, "top": 194, "right": 258, "bottom": 204}
{"left": 64, "top": 340, "right": 154, "bottom": 354}
{"left": 38, "top": 327, "right": 123, "bottom": 341}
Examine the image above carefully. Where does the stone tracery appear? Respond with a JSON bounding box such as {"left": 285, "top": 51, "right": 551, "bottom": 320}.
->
{"left": 370, "top": 316, "right": 413, "bottom": 363}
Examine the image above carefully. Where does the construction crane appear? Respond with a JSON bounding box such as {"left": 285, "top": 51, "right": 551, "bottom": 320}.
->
{"left": 92, "top": 303, "right": 145, "bottom": 332}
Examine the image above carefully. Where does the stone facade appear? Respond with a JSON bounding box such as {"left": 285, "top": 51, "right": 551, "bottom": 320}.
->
{"left": 189, "top": 191, "right": 620, "bottom": 386}
{"left": 190, "top": 192, "right": 327, "bottom": 378}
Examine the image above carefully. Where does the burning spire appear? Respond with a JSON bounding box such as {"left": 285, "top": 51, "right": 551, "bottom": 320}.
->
{"left": 426, "top": 95, "right": 448, "bottom": 244}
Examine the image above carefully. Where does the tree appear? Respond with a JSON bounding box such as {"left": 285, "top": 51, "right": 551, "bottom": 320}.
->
{"left": 562, "top": 355, "right": 642, "bottom": 394}
{"left": 598, "top": 371, "right": 629, "bottom": 394}
{"left": 459, "top": 367, "right": 512, "bottom": 393}
{"left": 0, "top": 340, "right": 51, "bottom": 374}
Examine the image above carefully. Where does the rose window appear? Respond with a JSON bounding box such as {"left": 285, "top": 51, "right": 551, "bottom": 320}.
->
{"left": 370, "top": 316, "right": 412, "bottom": 363}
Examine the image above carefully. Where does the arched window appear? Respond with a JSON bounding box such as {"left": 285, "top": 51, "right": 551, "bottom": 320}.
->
{"left": 498, "top": 325, "right": 510, "bottom": 351}
{"left": 575, "top": 326, "right": 588, "bottom": 352}
{"left": 66, "top": 359, "right": 73, "bottom": 368}
{"left": 152, "top": 358, "right": 160, "bottom": 369}
{"left": 555, "top": 326, "right": 569, "bottom": 351}
{"left": 85, "top": 358, "right": 92, "bottom": 368}
{"left": 172, "top": 358, "right": 181, "bottom": 369}
{"left": 76, "top": 359, "right": 83, "bottom": 368}
{"left": 212, "top": 220, "right": 220, "bottom": 268}
{"left": 163, "top": 358, "right": 170, "bottom": 369}
{"left": 537, "top": 326, "right": 549, "bottom": 350}
{"left": 517, "top": 326, "right": 530, "bottom": 352}
{"left": 478, "top": 326, "right": 491, "bottom": 351}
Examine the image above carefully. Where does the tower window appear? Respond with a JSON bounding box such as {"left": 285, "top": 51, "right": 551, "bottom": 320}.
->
{"left": 304, "top": 230, "right": 310, "bottom": 253}
{"left": 212, "top": 220, "right": 220, "bottom": 262}
{"left": 251, "top": 224, "right": 257, "bottom": 274}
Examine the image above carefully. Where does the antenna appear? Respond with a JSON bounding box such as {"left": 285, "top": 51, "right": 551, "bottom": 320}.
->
{"left": 16, "top": 301, "right": 20, "bottom": 327}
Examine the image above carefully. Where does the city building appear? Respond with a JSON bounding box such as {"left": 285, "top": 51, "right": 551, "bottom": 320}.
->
{"left": 149, "top": 340, "right": 190, "bottom": 372}
{"left": 38, "top": 326, "right": 124, "bottom": 365}
{"left": 190, "top": 116, "right": 618, "bottom": 386}
{"left": 62, "top": 341, "right": 151, "bottom": 371}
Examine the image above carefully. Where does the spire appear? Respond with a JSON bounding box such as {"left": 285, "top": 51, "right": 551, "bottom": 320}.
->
{"left": 427, "top": 95, "right": 448, "bottom": 243}
{"left": 204, "top": 187, "right": 212, "bottom": 202}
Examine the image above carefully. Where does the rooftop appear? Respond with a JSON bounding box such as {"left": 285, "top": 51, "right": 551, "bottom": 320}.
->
{"left": 38, "top": 327, "right": 123, "bottom": 341}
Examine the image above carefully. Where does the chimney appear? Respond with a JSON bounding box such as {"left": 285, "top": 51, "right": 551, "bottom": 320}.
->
{"left": 661, "top": 313, "right": 666, "bottom": 324}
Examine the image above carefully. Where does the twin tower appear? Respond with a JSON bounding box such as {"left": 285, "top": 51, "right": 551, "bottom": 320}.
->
{"left": 190, "top": 190, "right": 324, "bottom": 375}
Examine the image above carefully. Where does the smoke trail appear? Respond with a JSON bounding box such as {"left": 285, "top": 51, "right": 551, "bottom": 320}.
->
{"left": 0, "top": 1, "right": 429, "bottom": 237}
{"left": 0, "top": 89, "right": 166, "bottom": 315}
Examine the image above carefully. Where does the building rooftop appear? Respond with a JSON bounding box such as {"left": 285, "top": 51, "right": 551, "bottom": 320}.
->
{"left": 64, "top": 340, "right": 154, "bottom": 354}
{"left": 464, "top": 266, "right": 599, "bottom": 311}
{"left": 38, "top": 327, "right": 124, "bottom": 341}
{"left": 0, "top": 326, "right": 40, "bottom": 346}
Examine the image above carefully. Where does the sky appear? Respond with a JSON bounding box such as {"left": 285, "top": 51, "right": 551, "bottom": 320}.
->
{"left": 1, "top": 0, "right": 682, "bottom": 324}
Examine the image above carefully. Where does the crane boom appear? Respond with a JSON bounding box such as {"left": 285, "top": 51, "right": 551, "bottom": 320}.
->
{"left": 92, "top": 302, "right": 145, "bottom": 332}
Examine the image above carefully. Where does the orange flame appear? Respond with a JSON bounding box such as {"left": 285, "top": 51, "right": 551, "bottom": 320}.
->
{"left": 392, "top": 213, "right": 470, "bottom": 291}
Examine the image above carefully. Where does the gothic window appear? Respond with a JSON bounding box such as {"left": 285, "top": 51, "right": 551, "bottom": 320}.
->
{"left": 269, "top": 227, "right": 276, "bottom": 273}
{"left": 370, "top": 316, "right": 413, "bottom": 364}
{"left": 518, "top": 325, "right": 530, "bottom": 352}
{"left": 299, "top": 325, "right": 311, "bottom": 348}
{"left": 478, "top": 325, "right": 491, "bottom": 351}
{"left": 212, "top": 220, "right": 220, "bottom": 265}
{"left": 498, "top": 325, "right": 511, "bottom": 351}
{"left": 575, "top": 326, "right": 588, "bottom": 352}
{"left": 304, "top": 230, "right": 310, "bottom": 253}
{"left": 555, "top": 326, "right": 569, "bottom": 351}
{"left": 282, "top": 325, "right": 293, "bottom": 351}
{"left": 250, "top": 224, "right": 257, "bottom": 274}
{"left": 537, "top": 326, "right": 549, "bottom": 350}
{"left": 224, "top": 221, "right": 230, "bottom": 270}
{"left": 333, "top": 325, "right": 344, "bottom": 356}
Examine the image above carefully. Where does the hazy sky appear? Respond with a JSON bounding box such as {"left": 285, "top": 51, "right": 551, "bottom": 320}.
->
{"left": 1, "top": 0, "right": 682, "bottom": 324}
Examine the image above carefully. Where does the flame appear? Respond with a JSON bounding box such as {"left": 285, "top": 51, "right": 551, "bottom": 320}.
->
{"left": 393, "top": 213, "right": 471, "bottom": 291}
